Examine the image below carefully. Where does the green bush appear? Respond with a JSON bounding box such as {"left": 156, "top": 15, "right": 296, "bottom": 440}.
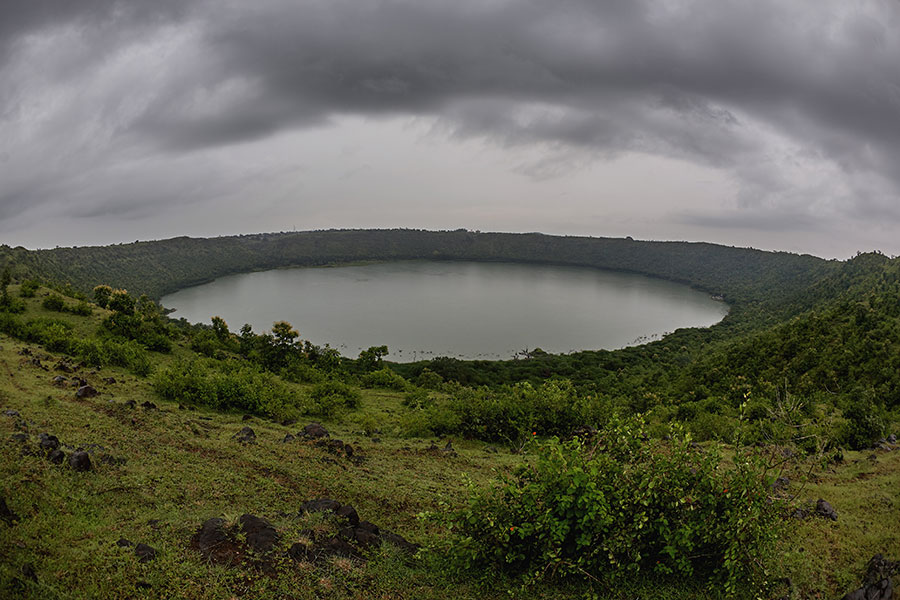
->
{"left": 361, "top": 368, "right": 408, "bottom": 390}
{"left": 154, "top": 358, "right": 302, "bottom": 420}
{"left": 307, "top": 380, "right": 361, "bottom": 416}
{"left": 19, "top": 279, "right": 40, "bottom": 298}
{"left": 42, "top": 294, "right": 66, "bottom": 312}
{"left": 436, "top": 416, "right": 782, "bottom": 597}
{"left": 426, "top": 380, "right": 609, "bottom": 444}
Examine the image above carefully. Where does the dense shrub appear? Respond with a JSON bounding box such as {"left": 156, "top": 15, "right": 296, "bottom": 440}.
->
{"left": 436, "top": 416, "right": 782, "bottom": 597}
{"left": 424, "top": 380, "right": 609, "bottom": 444}
{"left": 19, "top": 279, "right": 40, "bottom": 298}
{"left": 42, "top": 294, "right": 66, "bottom": 312}
{"left": 154, "top": 358, "right": 302, "bottom": 420}
{"left": 361, "top": 368, "right": 408, "bottom": 390}
{"left": 307, "top": 380, "right": 361, "bottom": 416}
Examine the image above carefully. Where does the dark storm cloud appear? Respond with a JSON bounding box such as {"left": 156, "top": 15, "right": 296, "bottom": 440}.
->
{"left": 1, "top": 0, "right": 899, "bottom": 243}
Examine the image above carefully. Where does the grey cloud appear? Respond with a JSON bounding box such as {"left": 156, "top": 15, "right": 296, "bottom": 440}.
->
{"left": 1, "top": 0, "right": 900, "bottom": 242}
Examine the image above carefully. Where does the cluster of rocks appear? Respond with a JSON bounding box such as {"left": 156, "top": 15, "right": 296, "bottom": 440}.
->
{"left": 190, "top": 499, "right": 418, "bottom": 573}
{"left": 8, "top": 425, "right": 126, "bottom": 471}
{"left": 840, "top": 554, "right": 897, "bottom": 600}
{"left": 874, "top": 433, "right": 897, "bottom": 452}
{"left": 791, "top": 498, "right": 839, "bottom": 521}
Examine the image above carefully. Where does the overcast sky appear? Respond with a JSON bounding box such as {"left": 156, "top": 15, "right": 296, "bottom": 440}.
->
{"left": 1, "top": 0, "right": 899, "bottom": 258}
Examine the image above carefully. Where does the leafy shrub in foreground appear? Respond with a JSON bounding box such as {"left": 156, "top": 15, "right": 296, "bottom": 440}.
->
{"left": 436, "top": 416, "right": 782, "bottom": 597}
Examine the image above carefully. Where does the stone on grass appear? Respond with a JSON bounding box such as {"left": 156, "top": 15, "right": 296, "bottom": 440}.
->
{"left": 300, "top": 498, "right": 341, "bottom": 514}
{"left": 301, "top": 423, "right": 329, "bottom": 439}
{"left": 47, "top": 449, "right": 66, "bottom": 464}
{"left": 76, "top": 385, "right": 98, "bottom": 398}
{"left": 816, "top": 499, "right": 838, "bottom": 521}
{"left": 68, "top": 450, "right": 92, "bottom": 472}
{"left": 134, "top": 543, "right": 157, "bottom": 562}
{"left": 239, "top": 514, "right": 278, "bottom": 553}
{"left": 232, "top": 427, "right": 256, "bottom": 444}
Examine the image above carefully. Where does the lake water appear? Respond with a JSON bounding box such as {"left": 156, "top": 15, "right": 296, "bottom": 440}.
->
{"left": 161, "top": 261, "right": 728, "bottom": 361}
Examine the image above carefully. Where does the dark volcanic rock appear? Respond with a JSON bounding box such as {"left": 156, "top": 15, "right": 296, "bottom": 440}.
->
{"left": 141, "top": 401, "right": 157, "bottom": 410}
{"left": 888, "top": 433, "right": 897, "bottom": 444}
{"left": 76, "top": 385, "right": 99, "bottom": 398}
{"left": 124, "top": 400, "right": 136, "bottom": 409}
{"left": 281, "top": 433, "right": 295, "bottom": 444}
{"left": 841, "top": 554, "right": 897, "bottom": 600}
{"left": 116, "top": 538, "right": 134, "bottom": 547}
{"left": 3, "top": 409, "right": 20, "bottom": 418}
{"left": 301, "top": 423, "right": 329, "bottom": 439}
{"left": 134, "top": 543, "right": 157, "bottom": 562}
{"left": 321, "top": 536, "right": 358, "bottom": 558}
{"left": 335, "top": 504, "right": 360, "bottom": 527}
{"left": 239, "top": 514, "right": 279, "bottom": 553}
{"left": 288, "top": 542, "right": 313, "bottom": 562}
{"left": 38, "top": 433, "right": 60, "bottom": 453}
{"left": 10, "top": 432, "right": 29, "bottom": 443}
{"left": 68, "top": 450, "right": 92, "bottom": 472}
{"left": 232, "top": 427, "right": 256, "bottom": 444}
{"left": 816, "top": 499, "right": 838, "bottom": 521}
{"left": 357, "top": 520, "right": 380, "bottom": 535}
{"left": 242, "top": 414, "right": 253, "bottom": 421}
{"left": 191, "top": 518, "right": 242, "bottom": 565}
{"left": 103, "top": 377, "right": 116, "bottom": 385}
{"left": 300, "top": 498, "right": 341, "bottom": 514}
{"left": 772, "top": 476, "right": 790, "bottom": 492}
{"left": 51, "top": 375, "right": 68, "bottom": 387}
{"left": 47, "top": 449, "right": 66, "bottom": 464}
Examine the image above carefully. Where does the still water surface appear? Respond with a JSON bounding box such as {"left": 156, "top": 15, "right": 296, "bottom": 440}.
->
{"left": 161, "top": 261, "right": 728, "bottom": 361}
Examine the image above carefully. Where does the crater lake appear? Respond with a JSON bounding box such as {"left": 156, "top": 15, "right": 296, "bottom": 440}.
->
{"left": 160, "top": 261, "right": 729, "bottom": 361}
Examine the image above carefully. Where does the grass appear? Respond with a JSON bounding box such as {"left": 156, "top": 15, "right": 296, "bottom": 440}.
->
{"left": 1, "top": 288, "right": 898, "bottom": 599}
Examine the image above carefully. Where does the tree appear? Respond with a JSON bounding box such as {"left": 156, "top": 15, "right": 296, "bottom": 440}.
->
{"left": 93, "top": 285, "right": 113, "bottom": 308}
{"left": 358, "top": 345, "right": 389, "bottom": 372}
{"left": 211, "top": 316, "right": 230, "bottom": 341}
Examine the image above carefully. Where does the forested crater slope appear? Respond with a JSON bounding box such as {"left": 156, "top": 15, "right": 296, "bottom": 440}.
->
{"left": 0, "top": 229, "right": 833, "bottom": 306}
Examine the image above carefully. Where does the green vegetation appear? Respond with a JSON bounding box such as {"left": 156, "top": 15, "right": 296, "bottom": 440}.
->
{"left": 1, "top": 232, "right": 899, "bottom": 599}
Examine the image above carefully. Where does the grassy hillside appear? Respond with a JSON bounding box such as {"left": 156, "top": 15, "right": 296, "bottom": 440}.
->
{"left": 1, "top": 283, "right": 899, "bottom": 599}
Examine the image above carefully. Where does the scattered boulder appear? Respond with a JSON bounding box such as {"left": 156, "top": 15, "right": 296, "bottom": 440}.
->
{"left": 54, "top": 360, "right": 74, "bottom": 373}
{"left": 51, "top": 376, "right": 68, "bottom": 387}
{"left": 191, "top": 518, "right": 242, "bottom": 565}
{"left": 38, "top": 433, "right": 60, "bottom": 453}
{"left": 124, "top": 400, "right": 136, "bottom": 409}
{"left": 816, "top": 499, "right": 838, "bottom": 521}
{"left": 315, "top": 438, "right": 356, "bottom": 459}
{"left": 233, "top": 427, "right": 256, "bottom": 444}
{"left": 320, "top": 536, "right": 359, "bottom": 559}
{"left": 300, "top": 423, "right": 329, "bottom": 439}
{"left": 68, "top": 451, "right": 92, "bottom": 472}
{"left": 134, "top": 543, "right": 157, "bottom": 563}
{"left": 47, "top": 449, "right": 66, "bottom": 464}
{"left": 141, "top": 401, "right": 157, "bottom": 410}
{"left": 300, "top": 498, "right": 341, "bottom": 515}
{"left": 103, "top": 377, "right": 116, "bottom": 385}
{"left": 3, "top": 409, "right": 20, "bottom": 418}
{"left": 10, "top": 432, "right": 29, "bottom": 443}
{"left": 888, "top": 434, "right": 898, "bottom": 444}
{"left": 336, "top": 504, "right": 360, "bottom": 527}
{"left": 116, "top": 538, "right": 134, "bottom": 547}
{"left": 76, "top": 385, "right": 99, "bottom": 399}
{"left": 841, "top": 554, "right": 898, "bottom": 600}
{"left": 239, "top": 514, "right": 279, "bottom": 553}
{"left": 772, "top": 476, "right": 790, "bottom": 492}
{"left": 281, "top": 433, "right": 295, "bottom": 444}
